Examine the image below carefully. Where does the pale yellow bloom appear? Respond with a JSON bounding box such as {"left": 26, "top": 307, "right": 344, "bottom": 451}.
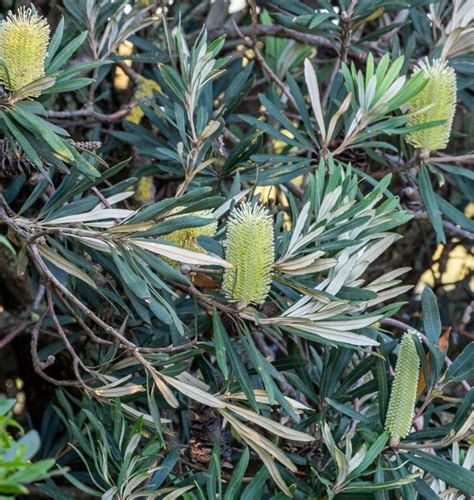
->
{"left": 407, "top": 59, "right": 456, "bottom": 152}
{"left": 222, "top": 203, "right": 274, "bottom": 306}
{"left": 0, "top": 7, "right": 50, "bottom": 93}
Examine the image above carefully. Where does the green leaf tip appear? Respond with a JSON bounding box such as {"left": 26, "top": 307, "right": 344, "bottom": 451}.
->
{"left": 407, "top": 58, "right": 457, "bottom": 152}
{"left": 222, "top": 203, "right": 274, "bottom": 306}
{"left": 385, "top": 330, "right": 420, "bottom": 447}
{"left": 0, "top": 7, "right": 50, "bottom": 95}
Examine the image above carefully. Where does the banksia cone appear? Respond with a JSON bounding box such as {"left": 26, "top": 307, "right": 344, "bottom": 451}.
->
{"left": 222, "top": 203, "right": 274, "bottom": 306}
{"left": 0, "top": 139, "right": 37, "bottom": 177}
{"left": 163, "top": 210, "right": 217, "bottom": 267}
{"left": 0, "top": 7, "right": 50, "bottom": 94}
{"left": 385, "top": 331, "right": 420, "bottom": 447}
{"left": 135, "top": 176, "right": 156, "bottom": 204}
{"left": 407, "top": 59, "right": 456, "bottom": 152}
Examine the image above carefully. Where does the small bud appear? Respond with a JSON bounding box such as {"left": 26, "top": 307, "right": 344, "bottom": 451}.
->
{"left": 0, "top": 7, "right": 50, "bottom": 94}
{"left": 200, "top": 120, "right": 220, "bottom": 141}
{"left": 222, "top": 203, "right": 274, "bottom": 306}
{"left": 163, "top": 209, "right": 217, "bottom": 267}
{"left": 407, "top": 59, "right": 457, "bottom": 152}
{"left": 385, "top": 331, "right": 420, "bottom": 447}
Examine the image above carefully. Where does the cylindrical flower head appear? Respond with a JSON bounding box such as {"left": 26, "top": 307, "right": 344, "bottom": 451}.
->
{"left": 163, "top": 210, "right": 217, "bottom": 267}
{"left": 222, "top": 203, "right": 274, "bottom": 306}
{"left": 0, "top": 7, "right": 50, "bottom": 93}
{"left": 385, "top": 331, "right": 420, "bottom": 447}
{"left": 407, "top": 59, "right": 456, "bottom": 152}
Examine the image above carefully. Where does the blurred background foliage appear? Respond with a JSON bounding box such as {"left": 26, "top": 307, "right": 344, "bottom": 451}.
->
{"left": 0, "top": 0, "right": 472, "bottom": 498}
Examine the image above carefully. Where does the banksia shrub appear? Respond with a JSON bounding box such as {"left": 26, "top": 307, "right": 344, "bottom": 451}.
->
{"left": 163, "top": 210, "right": 217, "bottom": 266}
{"left": 222, "top": 203, "right": 274, "bottom": 306}
{"left": 407, "top": 59, "right": 457, "bottom": 152}
{"left": 0, "top": 7, "right": 50, "bottom": 94}
{"left": 1, "top": 2, "right": 472, "bottom": 497}
{"left": 385, "top": 331, "right": 420, "bottom": 447}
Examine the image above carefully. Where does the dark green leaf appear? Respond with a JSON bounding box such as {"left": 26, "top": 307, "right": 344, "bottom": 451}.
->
{"left": 418, "top": 165, "right": 445, "bottom": 243}
{"left": 421, "top": 286, "right": 441, "bottom": 345}
{"left": 403, "top": 450, "right": 474, "bottom": 495}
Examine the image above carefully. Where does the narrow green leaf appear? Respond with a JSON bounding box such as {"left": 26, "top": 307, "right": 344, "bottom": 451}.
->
{"left": 349, "top": 432, "right": 389, "bottom": 480}
{"left": 42, "top": 78, "right": 94, "bottom": 94}
{"left": 207, "top": 442, "right": 221, "bottom": 500}
{"left": 225, "top": 448, "right": 249, "bottom": 500}
{"left": 418, "top": 165, "right": 445, "bottom": 243}
{"left": 1, "top": 111, "right": 42, "bottom": 168}
{"left": 149, "top": 449, "right": 180, "bottom": 490}
{"left": 421, "top": 286, "right": 441, "bottom": 345}
{"left": 326, "top": 398, "right": 371, "bottom": 424}
{"left": 60, "top": 469, "right": 102, "bottom": 496}
{"left": 435, "top": 194, "right": 474, "bottom": 232}
{"left": 222, "top": 330, "right": 258, "bottom": 411}
{"left": 241, "top": 466, "right": 269, "bottom": 500}
{"left": 446, "top": 343, "right": 474, "bottom": 381}
{"left": 111, "top": 252, "right": 151, "bottom": 304}
{"left": 413, "top": 478, "right": 440, "bottom": 500}
{"left": 45, "top": 17, "right": 64, "bottom": 64}
{"left": 402, "top": 450, "right": 474, "bottom": 495}
{"left": 12, "top": 107, "right": 74, "bottom": 163}
{"left": 48, "top": 31, "right": 88, "bottom": 74}
{"left": 212, "top": 309, "right": 229, "bottom": 380}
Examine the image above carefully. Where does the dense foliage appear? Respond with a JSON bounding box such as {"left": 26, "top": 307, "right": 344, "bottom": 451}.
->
{"left": 0, "top": 0, "right": 473, "bottom": 498}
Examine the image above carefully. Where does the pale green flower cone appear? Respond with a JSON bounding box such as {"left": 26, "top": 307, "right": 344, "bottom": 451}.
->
{"left": 0, "top": 7, "right": 50, "bottom": 94}
{"left": 385, "top": 331, "right": 420, "bottom": 447}
{"left": 407, "top": 59, "right": 456, "bottom": 153}
{"left": 222, "top": 203, "right": 274, "bottom": 306}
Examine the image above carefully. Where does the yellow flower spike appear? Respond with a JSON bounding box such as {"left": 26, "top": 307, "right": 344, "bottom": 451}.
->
{"left": 407, "top": 59, "right": 457, "bottom": 153}
{"left": 126, "top": 76, "right": 161, "bottom": 124}
{"left": 135, "top": 176, "right": 156, "bottom": 205}
{"left": 0, "top": 7, "right": 50, "bottom": 94}
{"left": 222, "top": 203, "right": 274, "bottom": 307}
{"left": 385, "top": 331, "right": 420, "bottom": 447}
{"left": 163, "top": 210, "right": 217, "bottom": 267}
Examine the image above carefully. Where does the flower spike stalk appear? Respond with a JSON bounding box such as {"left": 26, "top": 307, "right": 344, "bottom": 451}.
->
{"left": 0, "top": 7, "right": 50, "bottom": 94}
{"left": 222, "top": 203, "right": 274, "bottom": 306}
{"left": 385, "top": 331, "right": 420, "bottom": 447}
{"left": 407, "top": 58, "right": 456, "bottom": 153}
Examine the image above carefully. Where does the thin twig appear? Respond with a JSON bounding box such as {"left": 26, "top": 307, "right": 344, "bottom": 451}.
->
{"left": 47, "top": 101, "right": 138, "bottom": 123}
{"left": 412, "top": 211, "right": 474, "bottom": 241}
{"left": 0, "top": 321, "right": 28, "bottom": 350}
{"left": 91, "top": 186, "right": 112, "bottom": 208}
{"left": 232, "top": 18, "right": 298, "bottom": 110}
{"left": 190, "top": 24, "right": 373, "bottom": 61}
{"left": 116, "top": 60, "right": 140, "bottom": 85}
{"left": 30, "top": 309, "right": 77, "bottom": 387}
{"left": 430, "top": 153, "right": 474, "bottom": 164}
{"left": 47, "top": 289, "right": 92, "bottom": 386}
